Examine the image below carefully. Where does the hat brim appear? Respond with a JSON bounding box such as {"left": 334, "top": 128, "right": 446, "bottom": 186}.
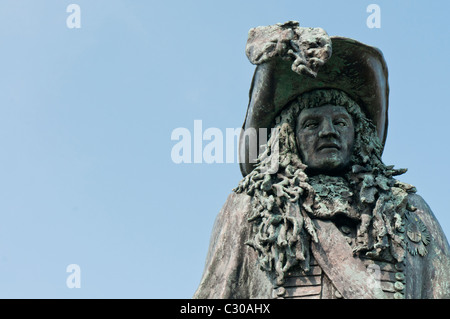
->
{"left": 238, "top": 36, "right": 389, "bottom": 177}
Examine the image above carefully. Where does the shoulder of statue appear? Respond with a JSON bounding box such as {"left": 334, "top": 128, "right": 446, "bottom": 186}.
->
{"left": 405, "top": 194, "right": 450, "bottom": 298}
{"left": 214, "top": 191, "right": 253, "bottom": 230}
{"left": 227, "top": 191, "right": 253, "bottom": 213}
{"left": 405, "top": 193, "right": 450, "bottom": 256}
{"left": 406, "top": 193, "right": 438, "bottom": 228}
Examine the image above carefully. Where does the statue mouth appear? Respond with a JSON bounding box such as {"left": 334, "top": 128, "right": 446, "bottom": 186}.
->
{"left": 317, "top": 143, "right": 340, "bottom": 151}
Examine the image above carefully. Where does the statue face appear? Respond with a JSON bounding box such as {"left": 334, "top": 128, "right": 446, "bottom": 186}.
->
{"left": 296, "top": 104, "right": 355, "bottom": 175}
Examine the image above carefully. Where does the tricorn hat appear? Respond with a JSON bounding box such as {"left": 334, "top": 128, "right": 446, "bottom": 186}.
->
{"left": 238, "top": 22, "right": 389, "bottom": 177}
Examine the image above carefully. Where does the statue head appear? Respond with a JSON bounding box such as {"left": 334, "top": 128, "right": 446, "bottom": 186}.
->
{"left": 296, "top": 104, "right": 355, "bottom": 175}
{"left": 239, "top": 31, "right": 390, "bottom": 177}
{"left": 270, "top": 88, "right": 384, "bottom": 176}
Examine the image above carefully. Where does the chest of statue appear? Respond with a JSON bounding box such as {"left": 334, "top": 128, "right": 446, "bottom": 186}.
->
{"left": 272, "top": 256, "right": 406, "bottom": 299}
{"left": 271, "top": 221, "right": 407, "bottom": 299}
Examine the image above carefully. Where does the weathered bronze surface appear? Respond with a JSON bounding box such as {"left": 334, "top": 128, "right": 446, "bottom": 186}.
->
{"left": 194, "top": 21, "right": 450, "bottom": 299}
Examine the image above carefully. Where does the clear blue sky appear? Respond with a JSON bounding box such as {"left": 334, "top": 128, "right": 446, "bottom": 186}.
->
{"left": 0, "top": 0, "right": 448, "bottom": 298}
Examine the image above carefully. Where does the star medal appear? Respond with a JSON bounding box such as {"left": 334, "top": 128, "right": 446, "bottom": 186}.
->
{"left": 403, "top": 211, "right": 431, "bottom": 257}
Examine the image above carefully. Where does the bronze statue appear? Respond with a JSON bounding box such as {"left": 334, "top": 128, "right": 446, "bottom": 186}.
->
{"left": 194, "top": 21, "right": 450, "bottom": 299}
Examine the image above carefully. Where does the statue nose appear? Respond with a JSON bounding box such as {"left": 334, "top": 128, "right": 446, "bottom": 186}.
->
{"left": 318, "top": 119, "right": 338, "bottom": 138}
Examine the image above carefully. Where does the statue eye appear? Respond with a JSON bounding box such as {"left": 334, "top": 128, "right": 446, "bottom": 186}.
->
{"left": 335, "top": 120, "right": 347, "bottom": 127}
{"left": 303, "top": 121, "right": 318, "bottom": 129}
